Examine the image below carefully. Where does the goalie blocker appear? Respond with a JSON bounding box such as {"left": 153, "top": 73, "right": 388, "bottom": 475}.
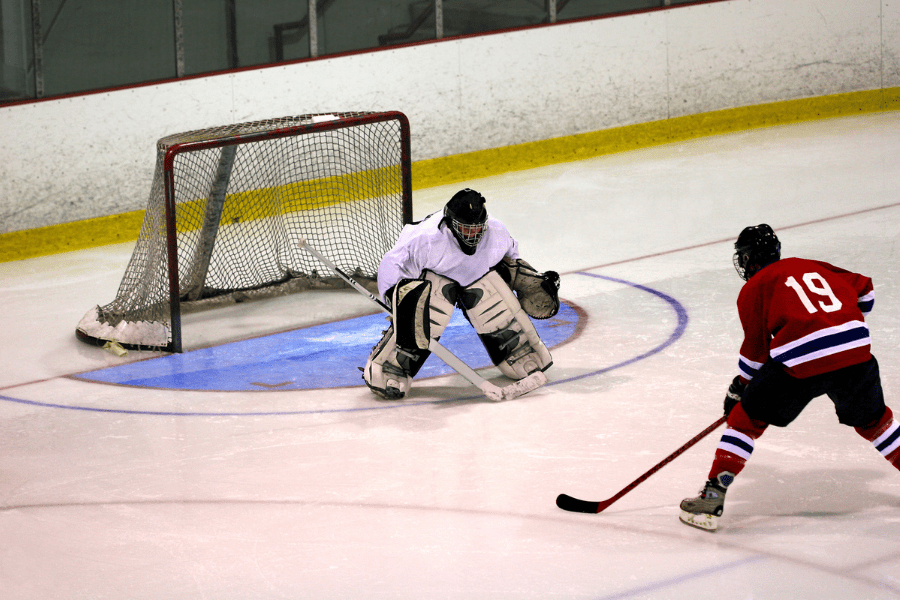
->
{"left": 364, "top": 263, "right": 557, "bottom": 399}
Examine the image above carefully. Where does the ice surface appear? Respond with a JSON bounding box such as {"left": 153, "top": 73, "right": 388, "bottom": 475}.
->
{"left": 1, "top": 113, "right": 899, "bottom": 599}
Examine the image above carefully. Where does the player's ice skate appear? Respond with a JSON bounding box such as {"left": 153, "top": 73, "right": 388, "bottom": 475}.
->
{"left": 679, "top": 471, "right": 733, "bottom": 532}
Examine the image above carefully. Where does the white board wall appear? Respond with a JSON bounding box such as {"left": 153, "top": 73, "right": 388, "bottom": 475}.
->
{"left": 0, "top": 0, "right": 897, "bottom": 234}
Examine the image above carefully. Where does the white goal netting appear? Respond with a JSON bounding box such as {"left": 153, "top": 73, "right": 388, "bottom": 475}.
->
{"left": 77, "top": 111, "right": 412, "bottom": 352}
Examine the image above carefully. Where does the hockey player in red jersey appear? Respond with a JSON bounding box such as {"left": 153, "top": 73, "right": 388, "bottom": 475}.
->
{"left": 679, "top": 224, "right": 899, "bottom": 532}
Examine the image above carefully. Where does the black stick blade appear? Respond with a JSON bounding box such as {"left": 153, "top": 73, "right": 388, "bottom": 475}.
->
{"left": 556, "top": 494, "right": 601, "bottom": 513}
{"left": 554, "top": 416, "right": 728, "bottom": 516}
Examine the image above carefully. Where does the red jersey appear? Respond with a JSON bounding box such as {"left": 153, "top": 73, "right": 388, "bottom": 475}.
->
{"left": 737, "top": 257, "right": 874, "bottom": 380}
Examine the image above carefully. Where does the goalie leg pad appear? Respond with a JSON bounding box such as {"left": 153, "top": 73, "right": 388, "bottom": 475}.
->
{"left": 459, "top": 270, "right": 552, "bottom": 380}
{"left": 423, "top": 271, "right": 458, "bottom": 341}
{"left": 392, "top": 278, "right": 432, "bottom": 352}
{"left": 364, "top": 321, "right": 433, "bottom": 399}
{"left": 363, "top": 273, "right": 459, "bottom": 399}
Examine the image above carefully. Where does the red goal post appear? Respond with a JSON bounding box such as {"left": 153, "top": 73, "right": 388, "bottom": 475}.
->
{"left": 77, "top": 111, "right": 413, "bottom": 353}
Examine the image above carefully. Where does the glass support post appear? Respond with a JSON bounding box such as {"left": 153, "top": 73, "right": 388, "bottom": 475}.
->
{"left": 435, "top": 0, "right": 443, "bottom": 39}
{"left": 173, "top": 0, "right": 185, "bottom": 77}
{"left": 31, "top": 0, "right": 43, "bottom": 98}
{"left": 309, "top": 0, "right": 318, "bottom": 57}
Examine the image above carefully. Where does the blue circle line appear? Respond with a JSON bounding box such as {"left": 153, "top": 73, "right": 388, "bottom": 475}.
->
{"left": 547, "top": 272, "right": 690, "bottom": 385}
{"left": 0, "top": 272, "right": 687, "bottom": 416}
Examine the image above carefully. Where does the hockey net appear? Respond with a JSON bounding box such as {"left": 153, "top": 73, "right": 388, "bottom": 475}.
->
{"left": 77, "top": 111, "right": 412, "bottom": 352}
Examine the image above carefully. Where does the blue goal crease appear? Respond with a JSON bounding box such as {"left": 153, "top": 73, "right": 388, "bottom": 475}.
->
{"left": 5, "top": 273, "right": 689, "bottom": 416}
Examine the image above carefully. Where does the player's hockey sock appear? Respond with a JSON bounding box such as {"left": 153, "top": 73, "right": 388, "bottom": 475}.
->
{"left": 708, "top": 403, "right": 768, "bottom": 479}
{"left": 856, "top": 407, "right": 900, "bottom": 471}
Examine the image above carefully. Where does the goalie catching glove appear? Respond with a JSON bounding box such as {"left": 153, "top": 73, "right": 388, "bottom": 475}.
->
{"left": 493, "top": 258, "right": 561, "bottom": 320}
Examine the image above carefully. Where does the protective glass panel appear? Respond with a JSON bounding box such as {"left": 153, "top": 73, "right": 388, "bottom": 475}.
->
{"left": 37, "top": 0, "right": 176, "bottom": 96}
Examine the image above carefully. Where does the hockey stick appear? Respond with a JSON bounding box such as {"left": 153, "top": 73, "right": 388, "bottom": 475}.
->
{"left": 297, "top": 239, "right": 548, "bottom": 401}
{"left": 556, "top": 414, "right": 727, "bottom": 513}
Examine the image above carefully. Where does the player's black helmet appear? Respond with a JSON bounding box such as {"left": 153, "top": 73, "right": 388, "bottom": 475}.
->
{"left": 733, "top": 224, "right": 781, "bottom": 280}
{"left": 444, "top": 188, "right": 487, "bottom": 255}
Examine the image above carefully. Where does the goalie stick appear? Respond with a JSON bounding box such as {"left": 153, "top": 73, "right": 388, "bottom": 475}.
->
{"left": 297, "top": 239, "right": 547, "bottom": 401}
{"left": 556, "top": 415, "right": 727, "bottom": 513}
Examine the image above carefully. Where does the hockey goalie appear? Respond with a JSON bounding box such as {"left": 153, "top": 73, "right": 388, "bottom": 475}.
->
{"left": 362, "top": 188, "right": 560, "bottom": 399}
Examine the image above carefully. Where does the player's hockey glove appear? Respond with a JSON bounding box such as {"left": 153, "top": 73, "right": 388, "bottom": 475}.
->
{"left": 724, "top": 375, "right": 746, "bottom": 416}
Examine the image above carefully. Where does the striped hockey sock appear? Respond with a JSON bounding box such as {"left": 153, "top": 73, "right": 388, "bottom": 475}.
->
{"left": 874, "top": 423, "right": 900, "bottom": 468}
{"left": 709, "top": 429, "right": 755, "bottom": 478}
{"left": 708, "top": 403, "right": 768, "bottom": 479}
{"left": 857, "top": 408, "right": 900, "bottom": 470}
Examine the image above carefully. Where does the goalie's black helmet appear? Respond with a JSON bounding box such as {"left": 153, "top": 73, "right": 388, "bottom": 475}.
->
{"left": 733, "top": 224, "right": 781, "bottom": 280}
{"left": 444, "top": 188, "right": 488, "bottom": 255}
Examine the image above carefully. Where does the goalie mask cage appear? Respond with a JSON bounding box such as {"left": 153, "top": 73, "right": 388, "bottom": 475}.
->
{"left": 76, "top": 111, "right": 412, "bottom": 353}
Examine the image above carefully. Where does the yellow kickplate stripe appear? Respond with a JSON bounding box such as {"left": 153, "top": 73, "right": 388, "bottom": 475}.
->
{"left": 412, "top": 87, "right": 900, "bottom": 188}
{"left": 0, "top": 211, "right": 146, "bottom": 261}
{"left": 3, "top": 87, "right": 898, "bottom": 263}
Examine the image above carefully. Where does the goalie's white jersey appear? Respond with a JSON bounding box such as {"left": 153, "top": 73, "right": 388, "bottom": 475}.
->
{"left": 377, "top": 211, "right": 520, "bottom": 299}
